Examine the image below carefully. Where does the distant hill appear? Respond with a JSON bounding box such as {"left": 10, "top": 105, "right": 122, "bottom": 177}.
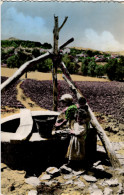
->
{"left": 70, "top": 46, "right": 124, "bottom": 56}
{"left": 1, "top": 38, "right": 52, "bottom": 49}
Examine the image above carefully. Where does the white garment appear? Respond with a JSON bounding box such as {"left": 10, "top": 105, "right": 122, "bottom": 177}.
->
{"left": 66, "top": 122, "right": 86, "bottom": 161}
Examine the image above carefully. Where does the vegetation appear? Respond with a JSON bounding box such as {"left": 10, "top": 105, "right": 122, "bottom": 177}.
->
{"left": 62, "top": 54, "right": 79, "bottom": 74}
{"left": 81, "top": 57, "right": 106, "bottom": 77}
{"left": 1, "top": 40, "right": 52, "bottom": 49}
{"left": 7, "top": 52, "right": 32, "bottom": 68}
{"left": 1, "top": 39, "right": 124, "bottom": 80}
{"left": 106, "top": 57, "right": 124, "bottom": 81}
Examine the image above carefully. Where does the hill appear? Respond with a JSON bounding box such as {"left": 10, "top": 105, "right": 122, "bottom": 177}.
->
{"left": 1, "top": 38, "right": 52, "bottom": 49}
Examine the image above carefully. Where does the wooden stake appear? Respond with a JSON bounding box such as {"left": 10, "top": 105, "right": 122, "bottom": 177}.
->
{"left": 52, "top": 15, "right": 68, "bottom": 111}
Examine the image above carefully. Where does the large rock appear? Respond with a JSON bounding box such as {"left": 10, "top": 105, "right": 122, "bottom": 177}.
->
{"left": 73, "top": 170, "right": 85, "bottom": 176}
{"left": 104, "top": 187, "right": 113, "bottom": 195}
{"left": 95, "top": 165, "right": 104, "bottom": 171}
{"left": 25, "top": 177, "right": 40, "bottom": 187}
{"left": 28, "top": 190, "right": 37, "bottom": 195}
{"left": 63, "top": 174, "right": 73, "bottom": 180}
{"left": 90, "top": 189, "right": 103, "bottom": 195}
{"left": 64, "top": 180, "right": 73, "bottom": 185}
{"left": 60, "top": 164, "right": 72, "bottom": 174}
{"left": 83, "top": 175, "right": 97, "bottom": 182}
{"left": 104, "top": 179, "right": 119, "bottom": 187}
{"left": 73, "top": 179, "right": 85, "bottom": 188}
{"left": 46, "top": 167, "right": 60, "bottom": 177}
{"left": 39, "top": 173, "right": 52, "bottom": 181}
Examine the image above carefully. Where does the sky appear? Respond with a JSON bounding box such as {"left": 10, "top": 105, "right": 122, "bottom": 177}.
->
{"left": 1, "top": 1, "right": 124, "bottom": 51}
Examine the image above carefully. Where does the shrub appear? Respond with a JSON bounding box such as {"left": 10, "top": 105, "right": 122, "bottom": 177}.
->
{"left": 95, "top": 65, "right": 105, "bottom": 77}
{"left": 42, "top": 42, "right": 52, "bottom": 49}
{"left": 7, "top": 55, "right": 18, "bottom": 68}
{"left": 62, "top": 54, "right": 79, "bottom": 74}
{"left": 37, "top": 58, "right": 52, "bottom": 72}
{"left": 116, "top": 56, "right": 124, "bottom": 81}
{"left": 81, "top": 58, "right": 90, "bottom": 76}
{"left": 7, "top": 51, "right": 32, "bottom": 68}
{"left": 32, "top": 49, "right": 40, "bottom": 57}
{"left": 105, "top": 58, "right": 118, "bottom": 80}
{"left": 88, "top": 60, "right": 97, "bottom": 77}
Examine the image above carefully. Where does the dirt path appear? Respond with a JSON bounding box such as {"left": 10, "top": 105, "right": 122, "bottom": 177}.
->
{"left": 16, "top": 81, "right": 47, "bottom": 112}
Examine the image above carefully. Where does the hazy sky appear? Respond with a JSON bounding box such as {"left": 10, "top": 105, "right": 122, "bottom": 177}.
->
{"left": 1, "top": 2, "right": 124, "bottom": 51}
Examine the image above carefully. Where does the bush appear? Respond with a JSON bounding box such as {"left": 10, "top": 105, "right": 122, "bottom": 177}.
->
{"left": 7, "top": 55, "right": 18, "bottom": 68}
{"left": 88, "top": 60, "right": 97, "bottom": 77}
{"left": 105, "top": 58, "right": 117, "bottom": 80}
{"left": 7, "top": 51, "right": 32, "bottom": 68}
{"left": 81, "top": 58, "right": 90, "bottom": 76}
{"left": 62, "top": 54, "right": 79, "bottom": 74}
{"left": 105, "top": 57, "right": 124, "bottom": 81}
{"left": 95, "top": 65, "right": 105, "bottom": 77}
{"left": 42, "top": 42, "right": 52, "bottom": 49}
{"left": 116, "top": 56, "right": 124, "bottom": 81}
{"left": 32, "top": 49, "right": 40, "bottom": 57}
{"left": 37, "top": 58, "right": 52, "bottom": 72}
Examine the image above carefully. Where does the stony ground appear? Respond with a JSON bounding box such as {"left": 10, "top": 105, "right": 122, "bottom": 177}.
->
{"left": 1, "top": 68, "right": 124, "bottom": 195}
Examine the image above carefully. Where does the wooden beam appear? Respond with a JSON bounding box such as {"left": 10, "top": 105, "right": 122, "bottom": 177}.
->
{"left": 59, "top": 38, "right": 74, "bottom": 50}
{"left": 61, "top": 63, "right": 121, "bottom": 168}
{"left": 1, "top": 52, "right": 51, "bottom": 92}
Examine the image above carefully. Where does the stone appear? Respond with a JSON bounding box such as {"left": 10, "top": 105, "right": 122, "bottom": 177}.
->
{"left": 39, "top": 173, "right": 52, "bottom": 181}
{"left": 104, "top": 187, "right": 113, "bottom": 195}
{"left": 28, "top": 190, "right": 37, "bottom": 195}
{"left": 65, "top": 180, "right": 73, "bottom": 185}
{"left": 73, "top": 170, "right": 85, "bottom": 176}
{"left": 83, "top": 175, "right": 97, "bottom": 182}
{"left": 73, "top": 179, "right": 85, "bottom": 188}
{"left": 63, "top": 174, "right": 73, "bottom": 180}
{"left": 43, "top": 180, "right": 58, "bottom": 186}
{"left": 46, "top": 167, "right": 60, "bottom": 177}
{"left": 93, "top": 161, "right": 101, "bottom": 167}
{"left": 115, "top": 168, "right": 124, "bottom": 176}
{"left": 89, "top": 184, "right": 98, "bottom": 190}
{"left": 95, "top": 165, "right": 104, "bottom": 171}
{"left": 117, "top": 183, "right": 123, "bottom": 194}
{"left": 90, "top": 189, "right": 103, "bottom": 195}
{"left": 25, "top": 177, "right": 40, "bottom": 186}
{"left": 104, "top": 179, "right": 119, "bottom": 187}
{"left": 60, "top": 165, "right": 72, "bottom": 174}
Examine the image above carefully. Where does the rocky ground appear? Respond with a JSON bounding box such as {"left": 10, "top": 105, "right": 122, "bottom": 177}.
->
{"left": 1, "top": 71, "right": 124, "bottom": 195}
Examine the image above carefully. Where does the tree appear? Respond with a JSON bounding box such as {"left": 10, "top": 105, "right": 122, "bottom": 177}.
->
{"left": 116, "top": 56, "right": 124, "bottom": 81}
{"left": 106, "top": 58, "right": 118, "bottom": 80}
{"left": 88, "top": 60, "right": 97, "bottom": 77}
{"left": 81, "top": 58, "right": 90, "bottom": 76}
{"left": 95, "top": 65, "right": 105, "bottom": 77}
{"left": 32, "top": 49, "right": 40, "bottom": 57}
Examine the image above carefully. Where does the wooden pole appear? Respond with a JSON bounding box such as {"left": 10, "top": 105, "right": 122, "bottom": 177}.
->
{"left": 52, "top": 15, "right": 68, "bottom": 111}
{"left": 52, "top": 16, "right": 59, "bottom": 111}
{"left": 61, "top": 62, "right": 121, "bottom": 168}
